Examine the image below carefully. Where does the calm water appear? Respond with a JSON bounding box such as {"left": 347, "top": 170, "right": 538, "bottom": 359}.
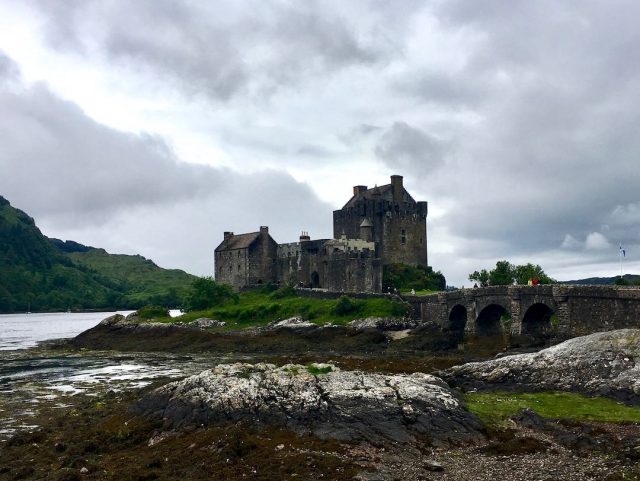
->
{"left": 0, "top": 311, "right": 134, "bottom": 350}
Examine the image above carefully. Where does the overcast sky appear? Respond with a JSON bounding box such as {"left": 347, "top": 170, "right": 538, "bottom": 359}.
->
{"left": 1, "top": 0, "right": 639, "bottom": 286}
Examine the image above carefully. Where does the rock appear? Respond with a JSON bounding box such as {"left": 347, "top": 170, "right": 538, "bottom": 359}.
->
{"left": 269, "top": 317, "right": 316, "bottom": 329}
{"left": 423, "top": 460, "right": 444, "bottom": 472}
{"left": 349, "top": 317, "right": 420, "bottom": 331}
{"left": 439, "top": 329, "right": 640, "bottom": 403}
{"left": 99, "top": 314, "right": 126, "bottom": 326}
{"left": 136, "top": 363, "right": 484, "bottom": 446}
{"left": 79, "top": 467, "right": 88, "bottom": 474}
{"left": 189, "top": 318, "right": 226, "bottom": 328}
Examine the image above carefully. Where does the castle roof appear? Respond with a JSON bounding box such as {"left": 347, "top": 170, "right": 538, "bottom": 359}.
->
{"left": 215, "top": 232, "right": 261, "bottom": 251}
{"left": 342, "top": 183, "right": 416, "bottom": 209}
{"left": 359, "top": 218, "right": 373, "bottom": 227}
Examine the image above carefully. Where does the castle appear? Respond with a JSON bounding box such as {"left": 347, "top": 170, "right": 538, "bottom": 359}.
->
{"left": 214, "top": 175, "right": 428, "bottom": 293}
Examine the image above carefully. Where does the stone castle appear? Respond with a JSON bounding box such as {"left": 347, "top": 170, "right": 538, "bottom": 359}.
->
{"left": 214, "top": 175, "right": 428, "bottom": 293}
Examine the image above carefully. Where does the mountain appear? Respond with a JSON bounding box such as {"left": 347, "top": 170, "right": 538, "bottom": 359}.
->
{"left": 559, "top": 274, "right": 640, "bottom": 285}
{"left": 0, "top": 195, "right": 196, "bottom": 313}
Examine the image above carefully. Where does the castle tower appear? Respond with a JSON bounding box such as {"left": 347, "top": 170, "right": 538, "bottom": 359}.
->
{"left": 332, "top": 175, "right": 428, "bottom": 267}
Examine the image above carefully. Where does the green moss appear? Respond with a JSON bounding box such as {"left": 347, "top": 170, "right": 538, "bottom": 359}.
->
{"left": 465, "top": 391, "right": 640, "bottom": 428}
{"left": 306, "top": 364, "right": 333, "bottom": 375}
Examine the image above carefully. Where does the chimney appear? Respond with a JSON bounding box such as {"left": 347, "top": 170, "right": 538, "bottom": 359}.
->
{"left": 260, "top": 226, "right": 269, "bottom": 235}
{"left": 299, "top": 231, "right": 311, "bottom": 242}
{"left": 224, "top": 231, "right": 234, "bottom": 240}
{"left": 391, "top": 175, "right": 403, "bottom": 203}
{"left": 353, "top": 185, "right": 368, "bottom": 196}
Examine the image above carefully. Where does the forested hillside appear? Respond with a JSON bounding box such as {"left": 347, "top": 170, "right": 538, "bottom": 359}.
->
{"left": 0, "top": 196, "right": 195, "bottom": 313}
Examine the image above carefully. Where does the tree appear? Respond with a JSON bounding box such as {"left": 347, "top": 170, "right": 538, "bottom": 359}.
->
{"left": 489, "top": 260, "right": 515, "bottom": 286}
{"left": 513, "top": 263, "right": 555, "bottom": 285}
{"left": 468, "top": 269, "right": 490, "bottom": 287}
{"left": 186, "top": 277, "right": 238, "bottom": 311}
{"left": 468, "top": 261, "right": 555, "bottom": 287}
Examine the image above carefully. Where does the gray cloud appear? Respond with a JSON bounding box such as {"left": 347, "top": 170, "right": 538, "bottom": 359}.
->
{"left": 6, "top": 1, "right": 640, "bottom": 284}
{"left": 0, "top": 54, "right": 332, "bottom": 274}
{"left": 32, "top": 0, "right": 398, "bottom": 101}
{"left": 374, "top": 121, "right": 448, "bottom": 172}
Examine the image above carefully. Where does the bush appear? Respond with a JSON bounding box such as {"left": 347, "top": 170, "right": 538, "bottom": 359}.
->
{"left": 186, "top": 277, "right": 238, "bottom": 310}
{"left": 136, "top": 305, "right": 169, "bottom": 320}
{"left": 383, "top": 264, "right": 446, "bottom": 292}
{"left": 332, "top": 296, "right": 361, "bottom": 316}
{"left": 269, "top": 285, "right": 297, "bottom": 299}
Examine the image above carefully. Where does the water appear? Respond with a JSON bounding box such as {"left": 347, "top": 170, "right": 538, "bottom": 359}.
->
{"left": 0, "top": 311, "right": 134, "bottom": 350}
{"left": 0, "top": 310, "right": 221, "bottom": 440}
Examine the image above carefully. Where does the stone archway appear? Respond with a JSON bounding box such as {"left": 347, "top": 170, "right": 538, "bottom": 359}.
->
{"left": 448, "top": 304, "right": 467, "bottom": 332}
{"left": 310, "top": 271, "right": 320, "bottom": 288}
{"left": 476, "top": 304, "right": 507, "bottom": 336}
{"left": 521, "top": 303, "right": 554, "bottom": 336}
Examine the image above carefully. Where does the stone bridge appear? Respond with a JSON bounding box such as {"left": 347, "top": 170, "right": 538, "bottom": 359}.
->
{"left": 406, "top": 285, "right": 640, "bottom": 339}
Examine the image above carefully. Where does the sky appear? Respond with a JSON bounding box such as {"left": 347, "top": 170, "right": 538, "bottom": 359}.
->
{"left": 1, "top": 0, "right": 639, "bottom": 286}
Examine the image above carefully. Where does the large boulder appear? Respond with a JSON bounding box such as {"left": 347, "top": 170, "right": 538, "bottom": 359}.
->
{"left": 136, "top": 363, "right": 483, "bottom": 446}
{"left": 439, "top": 329, "right": 640, "bottom": 403}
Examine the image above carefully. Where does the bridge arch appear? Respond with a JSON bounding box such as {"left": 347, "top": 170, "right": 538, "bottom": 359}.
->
{"left": 448, "top": 304, "right": 467, "bottom": 332}
{"left": 521, "top": 302, "right": 554, "bottom": 336}
{"left": 476, "top": 303, "right": 508, "bottom": 336}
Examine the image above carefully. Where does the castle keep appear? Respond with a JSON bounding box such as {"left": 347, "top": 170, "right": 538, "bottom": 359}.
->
{"left": 214, "top": 175, "right": 428, "bottom": 293}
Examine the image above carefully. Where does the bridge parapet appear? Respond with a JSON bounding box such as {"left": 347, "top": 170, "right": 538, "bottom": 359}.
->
{"left": 413, "top": 285, "right": 640, "bottom": 339}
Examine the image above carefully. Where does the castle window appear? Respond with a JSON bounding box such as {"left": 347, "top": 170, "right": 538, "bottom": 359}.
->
{"left": 238, "top": 264, "right": 241, "bottom": 271}
{"left": 238, "top": 251, "right": 241, "bottom": 257}
{"left": 400, "top": 229, "right": 406, "bottom": 244}
{"left": 229, "top": 266, "right": 232, "bottom": 272}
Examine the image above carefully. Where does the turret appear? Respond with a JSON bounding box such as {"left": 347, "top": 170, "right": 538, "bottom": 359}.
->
{"left": 359, "top": 218, "right": 373, "bottom": 242}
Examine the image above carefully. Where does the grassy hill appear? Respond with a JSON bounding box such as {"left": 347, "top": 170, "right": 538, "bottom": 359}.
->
{"left": 560, "top": 274, "right": 640, "bottom": 285}
{"left": 0, "top": 195, "right": 195, "bottom": 313}
{"left": 62, "top": 246, "right": 195, "bottom": 307}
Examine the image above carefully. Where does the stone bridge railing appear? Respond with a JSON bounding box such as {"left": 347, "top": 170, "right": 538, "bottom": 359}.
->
{"left": 404, "top": 285, "right": 640, "bottom": 339}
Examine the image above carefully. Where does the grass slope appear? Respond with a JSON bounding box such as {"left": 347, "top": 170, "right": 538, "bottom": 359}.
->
{"left": 67, "top": 249, "right": 195, "bottom": 307}
{"left": 161, "top": 288, "right": 408, "bottom": 328}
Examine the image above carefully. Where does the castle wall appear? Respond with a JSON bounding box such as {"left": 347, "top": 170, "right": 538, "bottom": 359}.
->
{"left": 247, "top": 233, "right": 278, "bottom": 286}
{"left": 214, "top": 248, "right": 249, "bottom": 290}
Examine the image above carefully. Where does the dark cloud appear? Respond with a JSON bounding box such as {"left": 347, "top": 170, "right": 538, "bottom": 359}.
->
{"left": 0, "top": 54, "right": 332, "bottom": 275}
{"left": 32, "top": 0, "right": 398, "bottom": 101}
{"left": 374, "top": 121, "right": 448, "bottom": 172}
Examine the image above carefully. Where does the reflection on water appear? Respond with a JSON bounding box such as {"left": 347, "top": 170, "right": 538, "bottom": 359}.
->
{"left": 0, "top": 311, "right": 135, "bottom": 351}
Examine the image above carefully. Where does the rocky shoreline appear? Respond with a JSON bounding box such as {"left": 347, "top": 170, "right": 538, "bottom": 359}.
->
{"left": 3, "top": 315, "right": 640, "bottom": 480}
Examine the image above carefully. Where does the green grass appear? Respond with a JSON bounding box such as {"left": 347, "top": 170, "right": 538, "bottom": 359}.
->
{"left": 465, "top": 391, "right": 640, "bottom": 428}
{"left": 154, "top": 289, "right": 408, "bottom": 327}
{"left": 400, "top": 289, "right": 437, "bottom": 296}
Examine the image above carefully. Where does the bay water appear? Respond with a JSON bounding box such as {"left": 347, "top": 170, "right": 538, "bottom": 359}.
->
{"left": 0, "top": 310, "right": 222, "bottom": 440}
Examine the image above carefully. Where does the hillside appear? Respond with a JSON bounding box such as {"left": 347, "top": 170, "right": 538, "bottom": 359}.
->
{"left": 560, "top": 274, "right": 640, "bottom": 285}
{"left": 0, "top": 195, "right": 195, "bottom": 313}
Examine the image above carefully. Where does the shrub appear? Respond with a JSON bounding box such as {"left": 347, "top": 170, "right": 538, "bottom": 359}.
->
{"left": 136, "top": 305, "right": 169, "bottom": 320}
{"left": 186, "top": 277, "right": 238, "bottom": 310}
{"left": 332, "top": 296, "right": 361, "bottom": 316}
{"left": 269, "top": 285, "right": 297, "bottom": 299}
